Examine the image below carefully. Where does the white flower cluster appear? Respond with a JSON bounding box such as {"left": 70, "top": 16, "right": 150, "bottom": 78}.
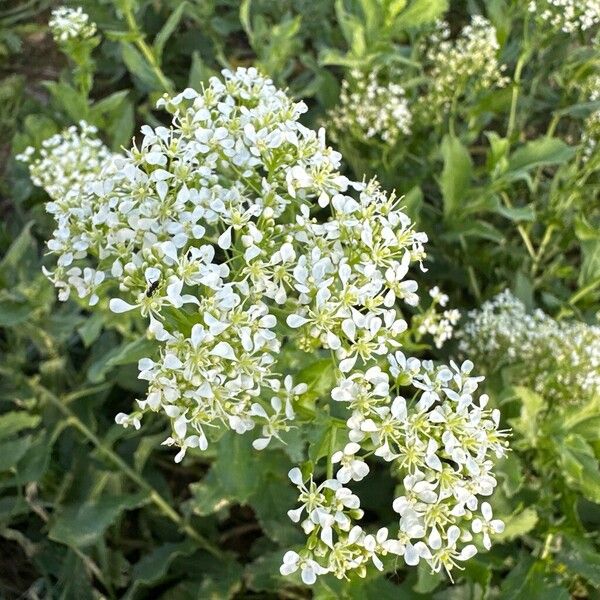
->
{"left": 49, "top": 6, "right": 97, "bottom": 43}
{"left": 528, "top": 0, "right": 600, "bottom": 33}
{"left": 30, "top": 69, "right": 506, "bottom": 580}
{"left": 421, "top": 16, "right": 508, "bottom": 120}
{"left": 17, "top": 121, "right": 114, "bottom": 202}
{"left": 30, "top": 68, "right": 430, "bottom": 460}
{"left": 17, "top": 122, "right": 116, "bottom": 305}
{"left": 328, "top": 70, "right": 412, "bottom": 146}
{"left": 415, "top": 287, "right": 461, "bottom": 349}
{"left": 282, "top": 354, "right": 508, "bottom": 584}
{"left": 459, "top": 290, "right": 600, "bottom": 404}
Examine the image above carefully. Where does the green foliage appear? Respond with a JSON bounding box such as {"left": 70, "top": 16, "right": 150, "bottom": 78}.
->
{"left": 0, "top": 0, "right": 599, "bottom": 597}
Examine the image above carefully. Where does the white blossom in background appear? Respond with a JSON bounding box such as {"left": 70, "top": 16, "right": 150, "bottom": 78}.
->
{"left": 284, "top": 355, "right": 508, "bottom": 582}
{"left": 328, "top": 70, "right": 412, "bottom": 146}
{"left": 415, "top": 286, "right": 461, "bottom": 349}
{"left": 459, "top": 290, "right": 600, "bottom": 404}
{"left": 49, "top": 6, "right": 97, "bottom": 43}
{"left": 420, "top": 16, "right": 508, "bottom": 120}
{"left": 528, "top": 0, "right": 600, "bottom": 34}
{"left": 26, "top": 67, "right": 508, "bottom": 582}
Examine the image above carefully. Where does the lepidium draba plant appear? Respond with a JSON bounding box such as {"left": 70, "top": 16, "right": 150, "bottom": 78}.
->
{"left": 23, "top": 67, "right": 509, "bottom": 585}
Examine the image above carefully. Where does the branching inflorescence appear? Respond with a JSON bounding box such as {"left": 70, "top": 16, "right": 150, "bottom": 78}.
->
{"left": 23, "top": 68, "right": 508, "bottom": 584}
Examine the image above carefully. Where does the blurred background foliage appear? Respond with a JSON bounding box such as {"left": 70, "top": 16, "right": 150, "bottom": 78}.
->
{"left": 0, "top": 0, "right": 599, "bottom": 598}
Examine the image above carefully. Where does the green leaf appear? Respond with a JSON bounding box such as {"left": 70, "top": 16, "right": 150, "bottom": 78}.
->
{"left": 89, "top": 90, "right": 130, "bottom": 122}
{"left": 510, "top": 387, "right": 545, "bottom": 444}
{"left": 188, "top": 51, "right": 217, "bottom": 88}
{"left": 0, "top": 298, "right": 33, "bottom": 326}
{"left": 0, "top": 221, "right": 34, "bottom": 278}
{"left": 87, "top": 337, "right": 155, "bottom": 383}
{"left": 558, "top": 434, "right": 600, "bottom": 503}
{"left": 0, "top": 436, "right": 31, "bottom": 471}
{"left": 124, "top": 540, "right": 197, "bottom": 598}
{"left": 496, "top": 508, "right": 538, "bottom": 542}
{"left": 121, "top": 43, "right": 169, "bottom": 92}
{"left": 45, "top": 81, "right": 89, "bottom": 121}
{"left": 557, "top": 538, "right": 600, "bottom": 587}
{"left": 575, "top": 216, "right": 600, "bottom": 286}
{"left": 507, "top": 138, "right": 575, "bottom": 175}
{"left": 499, "top": 556, "right": 570, "bottom": 600}
{"left": 153, "top": 1, "right": 188, "bottom": 62}
{"left": 0, "top": 412, "right": 40, "bottom": 440}
{"left": 440, "top": 134, "right": 472, "bottom": 220}
{"left": 49, "top": 492, "right": 148, "bottom": 548}
{"left": 394, "top": 0, "right": 448, "bottom": 30}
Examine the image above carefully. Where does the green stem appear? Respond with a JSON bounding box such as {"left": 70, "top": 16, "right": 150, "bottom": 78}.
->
{"left": 37, "top": 383, "right": 223, "bottom": 558}
{"left": 121, "top": 1, "right": 173, "bottom": 94}
{"left": 326, "top": 424, "right": 337, "bottom": 480}
{"left": 530, "top": 224, "right": 555, "bottom": 277}
{"left": 500, "top": 192, "right": 536, "bottom": 260}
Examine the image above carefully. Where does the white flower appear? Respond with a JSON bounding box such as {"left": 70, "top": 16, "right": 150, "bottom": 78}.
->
{"left": 49, "top": 6, "right": 97, "bottom": 42}
{"left": 279, "top": 551, "right": 328, "bottom": 584}
{"left": 472, "top": 502, "right": 505, "bottom": 550}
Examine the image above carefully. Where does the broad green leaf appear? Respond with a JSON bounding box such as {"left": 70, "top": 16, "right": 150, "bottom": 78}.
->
{"left": 499, "top": 557, "right": 570, "bottom": 600}
{"left": 49, "top": 492, "right": 148, "bottom": 548}
{"left": 0, "top": 298, "right": 33, "bottom": 326}
{"left": 496, "top": 508, "right": 538, "bottom": 541}
{"left": 0, "top": 436, "right": 31, "bottom": 471}
{"left": 440, "top": 134, "right": 472, "bottom": 220}
{"left": 0, "top": 412, "right": 40, "bottom": 440}
{"left": 507, "top": 138, "right": 575, "bottom": 175}
{"left": 45, "top": 81, "right": 89, "bottom": 121}
{"left": 557, "top": 538, "right": 600, "bottom": 587}
{"left": 89, "top": 90, "right": 129, "bottom": 121}
{"left": 87, "top": 337, "right": 155, "bottom": 383}
{"left": 125, "top": 540, "right": 197, "bottom": 598}
{"left": 394, "top": 0, "right": 448, "bottom": 30}
{"left": 121, "top": 43, "right": 171, "bottom": 92}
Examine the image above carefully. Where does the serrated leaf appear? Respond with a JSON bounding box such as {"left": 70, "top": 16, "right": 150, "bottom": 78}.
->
{"left": 496, "top": 508, "right": 538, "bottom": 541}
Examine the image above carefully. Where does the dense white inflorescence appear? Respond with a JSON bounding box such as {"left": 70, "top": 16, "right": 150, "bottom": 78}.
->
{"left": 421, "top": 16, "right": 508, "bottom": 120}
{"left": 26, "top": 68, "right": 508, "bottom": 583}
{"left": 283, "top": 355, "right": 507, "bottom": 583}
{"left": 528, "top": 0, "right": 600, "bottom": 33}
{"left": 49, "top": 6, "right": 97, "bottom": 43}
{"left": 459, "top": 290, "right": 600, "bottom": 404}
{"left": 328, "top": 70, "right": 412, "bottom": 146}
